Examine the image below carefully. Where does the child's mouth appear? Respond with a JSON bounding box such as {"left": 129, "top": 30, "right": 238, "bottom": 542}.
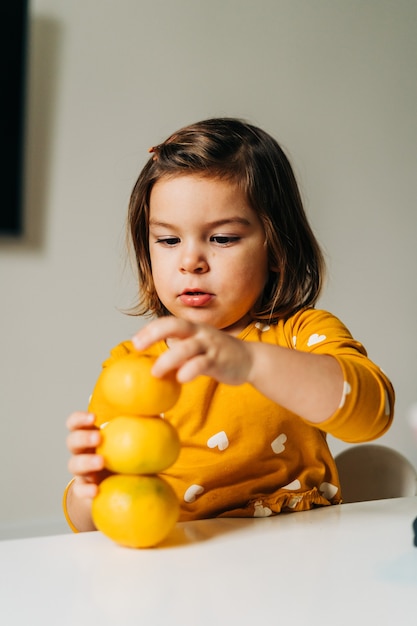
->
{"left": 179, "top": 291, "right": 213, "bottom": 306}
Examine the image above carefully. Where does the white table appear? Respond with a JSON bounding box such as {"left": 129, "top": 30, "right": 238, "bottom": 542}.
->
{"left": 1, "top": 497, "right": 416, "bottom": 626}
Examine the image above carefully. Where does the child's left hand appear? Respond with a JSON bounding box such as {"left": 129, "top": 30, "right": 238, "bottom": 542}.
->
{"left": 132, "top": 317, "right": 253, "bottom": 385}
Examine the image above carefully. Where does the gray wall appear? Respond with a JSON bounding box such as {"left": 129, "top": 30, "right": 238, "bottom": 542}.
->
{"left": 1, "top": 0, "right": 416, "bottom": 539}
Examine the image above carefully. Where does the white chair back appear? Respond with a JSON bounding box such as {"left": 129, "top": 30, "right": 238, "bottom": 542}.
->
{"left": 335, "top": 444, "right": 417, "bottom": 503}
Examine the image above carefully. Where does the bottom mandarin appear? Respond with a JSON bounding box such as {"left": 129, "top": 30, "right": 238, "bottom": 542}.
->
{"left": 92, "top": 474, "right": 180, "bottom": 548}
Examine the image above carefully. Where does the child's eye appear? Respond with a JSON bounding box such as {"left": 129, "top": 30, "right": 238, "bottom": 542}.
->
{"left": 211, "top": 235, "right": 240, "bottom": 245}
{"left": 156, "top": 237, "right": 180, "bottom": 246}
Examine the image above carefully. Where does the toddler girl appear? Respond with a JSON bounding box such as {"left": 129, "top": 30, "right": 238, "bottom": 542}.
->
{"left": 65, "top": 117, "right": 394, "bottom": 531}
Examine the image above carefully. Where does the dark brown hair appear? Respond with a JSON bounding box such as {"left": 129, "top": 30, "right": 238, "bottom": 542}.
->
{"left": 128, "top": 117, "right": 325, "bottom": 322}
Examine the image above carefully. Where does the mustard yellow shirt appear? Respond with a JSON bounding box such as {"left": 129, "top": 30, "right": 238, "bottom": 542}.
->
{"left": 94, "top": 308, "right": 394, "bottom": 521}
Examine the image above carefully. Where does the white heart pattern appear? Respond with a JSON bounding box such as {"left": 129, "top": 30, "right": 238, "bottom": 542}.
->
{"left": 319, "top": 482, "right": 338, "bottom": 499}
{"left": 384, "top": 389, "right": 391, "bottom": 416}
{"left": 338, "top": 381, "right": 352, "bottom": 409}
{"left": 255, "top": 322, "right": 271, "bottom": 332}
{"left": 184, "top": 484, "right": 205, "bottom": 503}
{"left": 253, "top": 500, "right": 273, "bottom": 517}
{"left": 207, "top": 431, "right": 229, "bottom": 451}
{"left": 307, "top": 333, "right": 326, "bottom": 347}
{"left": 287, "top": 495, "right": 303, "bottom": 509}
{"left": 282, "top": 479, "right": 301, "bottom": 491}
{"left": 292, "top": 335, "right": 297, "bottom": 347}
{"left": 271, "top": 433, "right": 287, "bottom": 454}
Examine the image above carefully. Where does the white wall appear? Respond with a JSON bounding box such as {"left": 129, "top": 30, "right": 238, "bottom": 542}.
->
{"left": 1, "top": 0, "right": 416, "bottom": 539}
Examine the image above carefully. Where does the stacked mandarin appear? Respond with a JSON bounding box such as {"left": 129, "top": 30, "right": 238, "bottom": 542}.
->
{"left": 88, "top": 354, "right": 182, "bottom": 548}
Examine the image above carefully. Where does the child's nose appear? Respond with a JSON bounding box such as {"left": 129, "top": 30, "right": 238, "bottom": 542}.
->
{"left": 180, "top": 249, "right": 209, "bottom": 274}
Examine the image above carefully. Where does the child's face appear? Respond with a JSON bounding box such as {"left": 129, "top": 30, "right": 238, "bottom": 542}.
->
{"left": 148, "top": 175, "right": 269, "bottom": 335}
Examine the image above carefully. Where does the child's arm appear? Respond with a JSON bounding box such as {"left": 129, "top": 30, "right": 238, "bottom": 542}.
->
{"left": 132, "top": 317, "right": 344, "bottom": 424}
{"left": 65, "top": 411, "right": 106, "bottom": 532}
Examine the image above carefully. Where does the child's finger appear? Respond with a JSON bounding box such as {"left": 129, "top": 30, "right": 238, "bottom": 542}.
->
{"left": 66, "top": 429, "right": 101, "bottom": 454}
{"left": 66, "top": 411, "right": 95, "bottom": 431}
{"left": 132, "top": 317, "right": 197, "bottom": 351}
{"left": 72, "top": 480, "right": 99, "bottom": 499}
{"left": 151, "top": 335, "right": 205, "bottom": 378}
{"left": 175, "top": 353, "right": 211, "bottom": 383}
{"left": 67, "top": 452, "right": 104, "bottom": 476}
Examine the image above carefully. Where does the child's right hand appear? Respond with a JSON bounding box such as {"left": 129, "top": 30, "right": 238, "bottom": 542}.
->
{"left": 66, "top": 411, "right": 108, "bottom": 499}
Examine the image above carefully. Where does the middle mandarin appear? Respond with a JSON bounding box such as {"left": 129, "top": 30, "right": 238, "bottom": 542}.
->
{"left": 97, "top": 414, "right": 181, "bottom": 474}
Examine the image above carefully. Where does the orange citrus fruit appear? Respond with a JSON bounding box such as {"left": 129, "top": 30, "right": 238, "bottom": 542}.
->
{"left": 97, "top": 415, "right": 180, "bottom": 474}
{"left": 95, "top": 354, "right": 181, "bottom": 417}
{"left": 88, "top": 380, "right": 117, "bottom": 427}
{"left": 92, "top": 474, "right": 180, "bottom": 548}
